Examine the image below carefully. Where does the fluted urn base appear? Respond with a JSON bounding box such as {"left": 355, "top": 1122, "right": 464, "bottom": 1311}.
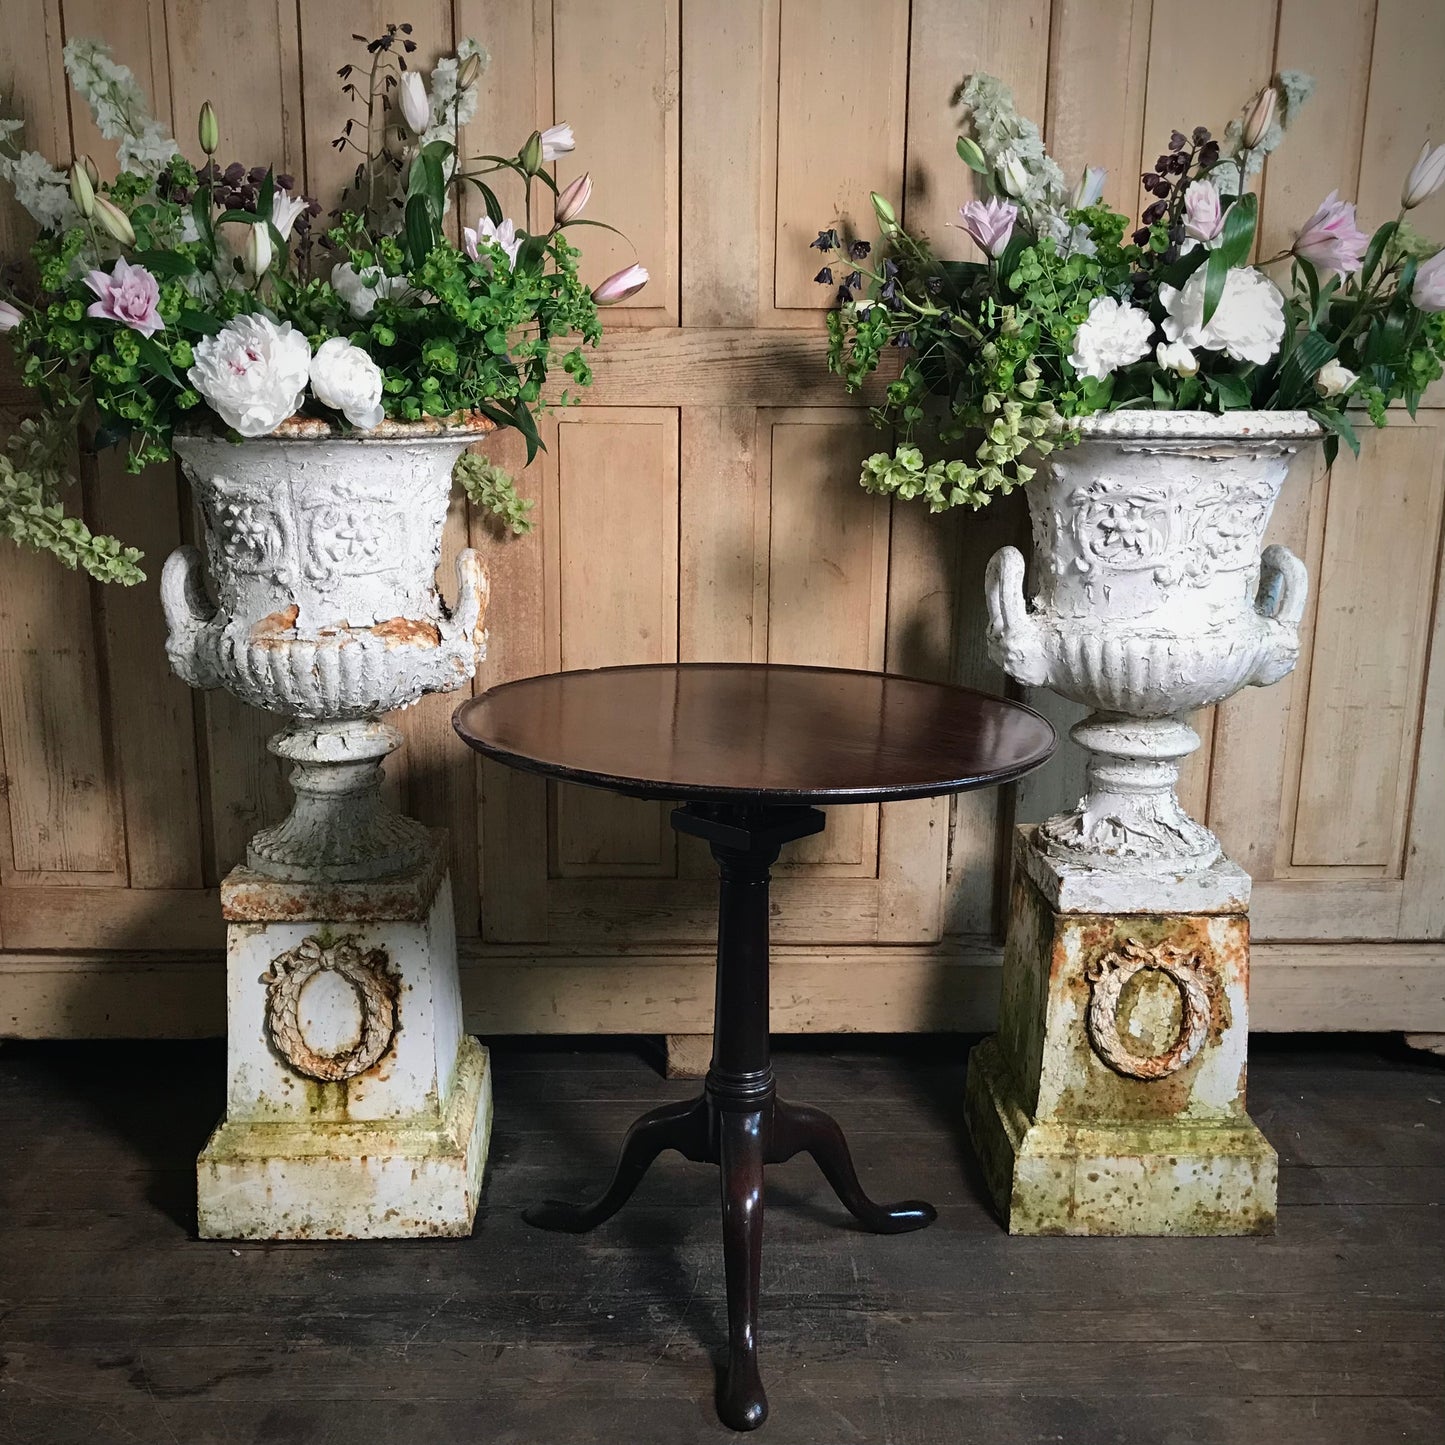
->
{"left": 247, "top": 719, "right": 431, "bottom": 883}
{"left": 1035, "top": 713, "right": 1221, "bottom": 875}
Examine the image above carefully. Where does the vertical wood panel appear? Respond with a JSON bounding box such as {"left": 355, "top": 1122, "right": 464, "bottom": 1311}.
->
{"left": 1044, "top": 0, "right": 1151, "bottom": 222}
{"left": 552, "top": 411, "right": 679, "bottom": 877}
{"left": 61, "top": 0, "right": 171, "bottom": 182}
{"left": 1141, "top": 0, "right": 1278, "bottom": 198}
{"left": 552, "top": 0, "right": 679, "bottom": 326}
{"left": 681, "top": 1, "right": 767, "bottom": 326}
{"left": 765, "top": 411, "right": 889, "bottom": 870}
{"left": 1293, "top": 421, "right": 1444, "bottom": 868}
{"left": 772, "top": 0, "right": 909, "bottom": 310}
{"left": 1257, "top": 0, "right": 1376, "bottom": 258}
{"left": 905, "top": 0, "right": 1052, "bottom": 261}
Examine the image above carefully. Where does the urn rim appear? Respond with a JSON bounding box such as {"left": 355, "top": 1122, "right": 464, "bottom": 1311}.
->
{"left": 1069, "top": 408, "right": 1324, "bottom": 443}
{"left": 173, "top": 410, "right": 497, "bottom": 447}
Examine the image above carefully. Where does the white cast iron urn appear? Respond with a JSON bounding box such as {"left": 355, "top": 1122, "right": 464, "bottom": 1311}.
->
{"left": 984, "top": 410, "right": 1321, "bottom": 874}
{"left": 162, "top": 417, "right": 491, "bottom": 882}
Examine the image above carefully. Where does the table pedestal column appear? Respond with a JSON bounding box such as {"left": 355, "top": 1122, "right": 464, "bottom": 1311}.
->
{"left": 965, "top": 827, "right": 1277, "bottom": 1236}
{"left": 525, "top": 802, "right": 935, "bottom": 1432}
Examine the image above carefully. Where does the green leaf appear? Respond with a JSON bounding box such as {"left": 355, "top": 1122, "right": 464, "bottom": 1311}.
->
{"left": 404, "top": 193, "right": 436, "bottom": 270}
{"left": 1274, "top": 328, "right": 1337, "bottom": 407}
{"left": 1360, "top": 220, "right": 1397, "bottom": 288}
{"left": 135, "top": 335, "right": 180, "bottom": 387}
{"left": 1201, "top": 247, "right": 1230, "bottom": 327}
{"left": 128, "top": 248, "right": 196, "bottom": 279}
{"left": 1210, "top": 372, "right": 1253, "bottom": 410}
{"left": 257, "top": 167, "right": 275, "bottom": 222}
{"left": 472, "top": 179, "right": 504, "bottom": 227}
{"left": 175, "top": 308, "right": 223, "bottom": 336}
{"left": 1308, "top": 404, "right": 1359, "bottom": 458}
{"left": 1217, "top": 191, "right": 1257, "bottom": 269}
{"left": 955, "top": 135, "right": 988, "bottom": 173}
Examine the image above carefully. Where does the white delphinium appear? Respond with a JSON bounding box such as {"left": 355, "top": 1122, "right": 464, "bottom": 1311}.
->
{"left": 422, "top": 37, "right": 488, "bottom": 151}
{"left": 62, "top": 38, "right": 178, "bottom": 177}
{"left": 0, "top": 138, "right": 78, "bottom": 232}
{"left": 958, "top": 73, "right": 1069, "bottom": 240}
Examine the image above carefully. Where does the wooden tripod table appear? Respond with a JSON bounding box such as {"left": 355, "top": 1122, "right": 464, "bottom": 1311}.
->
{"left": 453, "top": 663, "right": 1055, "bottom": 1431}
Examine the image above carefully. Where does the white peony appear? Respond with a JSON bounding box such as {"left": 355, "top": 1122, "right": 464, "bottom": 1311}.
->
{"left": 1159, "top": 265, "right": 1286, "bottom": 366}
{"left": 330, "top": 261, "right": 411, "bottom": 319}
{"left": 1314, "top": 359, "right": 1357, "bottom": 397}
{"left": 1068, "top": 296, "right": 1155, "bottom": 381}
{"left": 309, "top": 337, "right": 385, "bottom": 429}
{"left": 1156, "top": 340, "right": 1198, "bottom": 376}
{"left": 187, "top": 314, "right": 311, "bottom": 438}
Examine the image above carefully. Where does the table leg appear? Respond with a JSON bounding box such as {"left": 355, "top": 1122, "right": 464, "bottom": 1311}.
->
{"left": 523, "top": 1095, "right": 710, "bottom": 1232}
{"left": 769, "top": 1098, "right": 936, "bottom": 1233}
{"left": 524, "top": 802, "right": 936, "bottom": 1433}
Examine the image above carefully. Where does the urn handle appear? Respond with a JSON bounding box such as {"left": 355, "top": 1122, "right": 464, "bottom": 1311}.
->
{"left": 160, "top": 544, "right": 218, "bottom": 689}
{"left": 984, "top": 545, "right": 1051, "bottom": 687}
{"left": 1250, "top": 543, "right": 1309, "bottom": 688}
{"left": 443, "top": 547, "right": 491, "bottom": 658}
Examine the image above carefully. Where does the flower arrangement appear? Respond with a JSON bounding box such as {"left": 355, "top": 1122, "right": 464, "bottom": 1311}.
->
{"left": 0, "top": 25, "right": 647, "bottom": 582}
{"left": 821, "top": 71, "right": 1445, "bottom": 513}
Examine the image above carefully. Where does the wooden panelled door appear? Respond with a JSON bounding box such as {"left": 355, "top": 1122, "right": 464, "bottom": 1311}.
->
{"left": 1, "top": 0, "right": 1443, "bottom": 1037}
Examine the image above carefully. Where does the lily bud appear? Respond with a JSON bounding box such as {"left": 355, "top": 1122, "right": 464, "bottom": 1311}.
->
{"left": 519, "top": 130, "right": 544, "bottom": 176}
{"left": 93, "top": 195, "right": 135, "bottom": 248}
{"left": 1072, "top": 165, "right": 1107, "bottom": 209}
{"left": 69, "top": 158, "right": 95, "bottom": 218}
{"left": 591, "top": 262, "right": 649, "bottom": 305}
{"left": 244, "top": 221, "right": 273, "bottom": 281}
{"left": 399, "top": 70, "right": 431, "bottom": 135}
{"left": 457, "top": 51, "right": 483, "bottom": 90}
{"left": 81, "top": 154, "right": 99, "bottom": 187}
{"left": 554, "top": 171, "right": 592, "bottom": 225}
{"left": 1402, "top": 140, "right": 1445, "bottom": 210}
{"left": 0, "top": 300, "right": 23, "bottom": 333}
{"left": 955, "top": 135, "right": 987, "bottom": 173}
{"left": 998, "top": 151, "right": 1029, "bottom": 199}
{"left": 1242, "top": 84, "right": 1277, "bottom": 150}
{"left": 198, "top": 100, "right": 219, "bottom": 156}
{"left": 870, "top": 191, "right": 897, "bottom": 229}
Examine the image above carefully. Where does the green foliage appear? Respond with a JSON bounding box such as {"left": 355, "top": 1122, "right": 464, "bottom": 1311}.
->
{"left": 0, "top": 415, "right": 145, "bottom": 583}
{"left": 453, "top": 451, "right": 533, "bottom": 534}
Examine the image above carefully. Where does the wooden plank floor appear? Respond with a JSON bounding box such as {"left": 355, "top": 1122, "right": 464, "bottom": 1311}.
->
{"left": 0, "top": 1035, "right": 1441, "bottom": 1444}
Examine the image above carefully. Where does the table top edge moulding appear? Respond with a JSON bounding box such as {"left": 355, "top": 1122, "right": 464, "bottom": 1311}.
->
{"left": 452, "top": 661, "right": 1057, "bottom": 805}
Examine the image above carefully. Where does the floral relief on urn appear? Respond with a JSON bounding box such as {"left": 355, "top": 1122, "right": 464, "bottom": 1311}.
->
{"left": 986, "top": 411, "right": 1319, "bottom": 872}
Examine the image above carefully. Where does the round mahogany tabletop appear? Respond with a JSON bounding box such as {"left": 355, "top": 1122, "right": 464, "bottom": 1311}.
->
{"left": 452, "top": 663, "right": 1055, "bottom": 805}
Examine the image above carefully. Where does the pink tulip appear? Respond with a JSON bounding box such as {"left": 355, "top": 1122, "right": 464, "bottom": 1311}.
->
{"left": 0, "top": 299, "right": 22, "bottom": 332}
{"left": 555, "top": 172, "right": 592, "bottom": 225}
{"left": 958, "top": 196, "right": 1017, "bottom": 258}
{"left": 84, "top": 257, "right": 165, "bottom": 339}
{"left": 592, "top": 263, "right": 648, "bottom": 304}
{"left": 1413, "top": 250, "right": 1445, "bottom": 313}
{"left": 1182, "top": 179, "right": 1223, "bottom": 243}
{"left": 1292, "top": 190, "right": 1369, "bottom": 277}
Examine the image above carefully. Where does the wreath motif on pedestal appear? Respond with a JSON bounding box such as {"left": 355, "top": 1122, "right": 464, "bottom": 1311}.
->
{"left": 1084, "top": 937, "right": 1212, "bottom": 1080}
{"left": 262, "top": 934, "right": 399, "bottom": 1082}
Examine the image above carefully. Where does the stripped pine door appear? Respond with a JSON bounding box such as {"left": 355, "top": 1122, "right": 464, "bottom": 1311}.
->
{"left": 1, "top": 0, "right": 1443, "bottom": 1037}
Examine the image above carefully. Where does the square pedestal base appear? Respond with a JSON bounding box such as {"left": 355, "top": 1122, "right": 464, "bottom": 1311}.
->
{"left": 199, "top": 840, "right": 490, "bottom": 1239}
{"left": 966, "top": 1036, "right": 1276, "bottom": 1236}
{"left": 199, "top": 1036, "right": 492, "bottom": 1240}
{"left": 964, "top": 828, "right": 1277, "bottom": 1237}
